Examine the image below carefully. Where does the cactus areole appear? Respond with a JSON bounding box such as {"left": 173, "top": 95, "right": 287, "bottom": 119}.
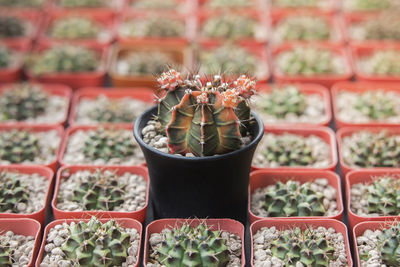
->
{"left": 133, "top": 69, "right": 264, "bottom": 223}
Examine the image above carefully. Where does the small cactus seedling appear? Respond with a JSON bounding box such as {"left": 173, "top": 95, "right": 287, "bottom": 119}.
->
{"left": 272, "top": 0, "right": 319, "bottom": 7}
{"left": 116, "top": 51, "right": 174, "bottom": 76}
{"left": 49, "top": 16, "right": 100, "bottom": 39}
{"left": 0, "top": 83, "right": 49, "bottom": 121}
{"left": 155, "top": 69, "right": 256, "bottom": 156}
{"left": 132, "top": 0, "right": 178, "bottom": 9}
{"left": 119, "top": 17, "right": 184, "bottom": 38}
{"left": 361, "top": 50, "right": 400, "bottom": 76}
{"left": 202, "top": 14, "right": 256, "bottom": 39}
{"left": 0, "top": 16, "right": 26, "bottom": 38}
{"left": 0, "top": 0, "right": 45, "bottom": 7}
{"left": 345, "top": 0, "right": 395, "bottom": 10}
{"left": 0, "top": 171, "right": 29, "bottom": 213}
{"left": 0, "top": 45, "right": 10, "bottom": 69}
{"left": 0, "top": 231, "right": 35, "bottom": 266}
{"left": 207, "top": 0, "right": 252, "bottom": 7}
{"left": 89, "top": 99, "right": 135, "bottom": 123}
{"left": 0, "top": 130, "right": 41, "bottom": 164}
{"left": 353, "top": 12, "right": 400, "bottom": 41}
{"left": 58, "top": 0, "right": 107, "bottom": 7}
{"left": 365, "top": 177, "right": 400, "bottom": 216}
{"left": 354, "top": 91, "right": 397, "bottom": 120}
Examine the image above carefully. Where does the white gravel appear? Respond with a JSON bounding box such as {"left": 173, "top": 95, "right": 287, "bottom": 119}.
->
{"left": 357, "top": 228, "right": 388, "bottom": 267}
{"left": 0, "top": 231, "right": 36, "bottom": 267}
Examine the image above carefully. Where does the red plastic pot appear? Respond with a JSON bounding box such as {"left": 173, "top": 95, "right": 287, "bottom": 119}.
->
{"left": 0, "top": 166, "right": 53, "bottom": 225}
{"left": 0, "top": 82, "right": 72, "bottom": 126}
{"left": 272, "top": 43, "right": 353, "bottom": 88}
{"left": 252, "top": 126, "right": 338, "bottom": 171}
{"left": 352, "top": 45, "right": 400, "bottom": 83}
{"left": 0, "top": 42, "right": 26, "bottom": 83}
{"left": 249, "top": 169, "right": 343, "bottom": 224}
{"left": 257, "top": 83, "right": 332, "bottom": 126}
{"left": 332, "top": 81, "right": 400, "bottom": 129}
{"left": 250, "top": 218, "right": 353, "bottom": 267}
{"left": 0, "top": 218, "right": 41, "bottom": 267}
{"left": 144, "top": 218, "right": 245, "bottom": 267}
{"left": 0, "top": 124, "right": 63, "bottom": 171}
{"left": 36, "top": 217, "right": 142, "bottom": 267}
{"left": 346, "top": 169, "right": 400, "bottom": 230}
{"left": 68, "top": 87, "right": 155, "bottom": 126}
{"left": 25, "top": 43, "right": 108, "bottom": 90}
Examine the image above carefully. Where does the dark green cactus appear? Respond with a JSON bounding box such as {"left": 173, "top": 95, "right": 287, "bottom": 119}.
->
{"left": 58, "top": 0, "right": 106, "bottom": 7}
{"left": 153, "top": 223, "right": 230, "bottom": 267}
{"left": 0, "top": 0, "right": 45, "bottom": 7}
{"left": 0, "top": 83, "right": 49, "bottom": 121}
{"left": 0, "top": 16, "right": 25, "bottom": 38}
{"left": 0, "top": 130, "right": 41, "bottom": 164}
{"left": 366, "top": 177, "right": 400, "bottom": 216}
{"left": 0, "top": 45, "right": 10, "bottom": 69}
{"left": 50, "top": 16, "right": 100, "bottom": 39}
{"left": 0, "top": 245, "right": 12, "bottom": 266}
{"left": 354, "top": 91, "right": 396, "bottom": 120}
{"left": 261, "top": 180, "right": 327, "bottom": 217}
{"left": 0, "top": 171, "right": 30, "bottom": 213}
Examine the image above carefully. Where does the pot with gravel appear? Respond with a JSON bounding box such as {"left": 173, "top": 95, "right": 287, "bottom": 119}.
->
{"left": 0, "top": 218, "right": 42, "bottom": 267}
{"left": 0, "top": 43, "right": 24, "bottom": 83}
{"left": 343, "top": 0, "right": 397, "bottom": 12}
{"left": 202, "top": 0, "right": 255, "bottom": 8}
{"left": 37, "top": 216, "right": 142, "bottom": 267}
{"left": 0, "top": 0, "right": 46, "bottom": 8}
{"left": 144, "top": 218, "right": 244, "bottom": 267}
{"left": 252, "top": 126, "right": 337, "bottom": 171}
{"left": 249, "top": 169, "right": 343, "bottom": 223}
{"left": 251, "top": 219, "right": 352, "bottom": 267}
{"left": 52, "top": 165, "right": 149, "bottom": 222}
{"left": 134, "top": 69, "right": 264, "bottom": 223}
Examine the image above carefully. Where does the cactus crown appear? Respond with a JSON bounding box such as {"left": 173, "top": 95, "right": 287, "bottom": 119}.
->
{"left": 154, "top": 222, "right": 230, "bottom": 267}
{"left": 366, "top": 176, "right": 400, "bottom": 216}
{"left": 354, "top": 91, "right": 397, "bottom": 120}
{"left": 0, "top": 83, "right": 49, "bottom": 121}
{"left": 50, "top": 16, "right": 100, "bottom": 39}
{"left": 270, "top": 227, "right": 336, "bottom": 266}
{"left": 0, "top": 45, "right": 10, "bottom": 69}
{"left": 0, "top": 130, "right": 41, "bottom": 164}
{"left": 156, "top": 69, "right": 256, "bottom": 156}
{"left": 262, "top": 180, "right": 327, "bottom": 217}
{"left": 0, "top": 171, "right": 30, "bottom": 213}
{"left": 0, "top": 16, "right": 25, "bottom": 38}
{"left": 60, "top": 217, "right": 131, "bottom": 266}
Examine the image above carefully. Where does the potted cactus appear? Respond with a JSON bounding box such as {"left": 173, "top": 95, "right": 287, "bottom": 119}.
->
{"left": 249, "top": 169, "right": 343, "bottom": 223}
{"left": 133, "top": 69, "right": 264, "bottom": 223}
{"left": 0, "top": 43, "right": 24, "bottom": 83}
{"left": 60, "top": 125, "right": 145, "bottom": 166}
{"left": 25, "top": 44, "right": 107, "bottom": 89}
{"left": 252, "top": 126, "right": 337, "bottom": 171}
{"left": 52, "top": 0, "right": 122, "bottom": 17}
{"left": 144, "top": 218, "right": 245, "bottom": 267}
{"left": 129, "top": 0, "right": 187, "bottom": 11}
{"left": 199, "top": 0, "right": 256, "bottom": 8}
{"left": 253, "top": 84, "right": 331, "bottom": 126}
{"left": 273, "top": 44, "right": 352, "bottom": 87}
{"left": 36, "top": 216, "right": 142, "bottom": 267}
{"left": 0, "top": 83, "right": 71, "bottom": 125}
{"left": 0, "top": 0, "right": 47, "bottom": 9}
{"left": 0, "top": 12, "right": 39, "bottom": 49}
{"left": 69, "top": 88, "right": 153, "bottom": 125}
{"left": 332, "top": 82, "right": 400, "bottom": 128}
{"left": 0, "top": 218, "right": 42, "bottom": 267}
{"left": 343, "top": 0, "right": 398, "bottom": 12}
{"left": 0, "top": 166, "right": 53, "bottom": 224}
{"left": 251, "top": 219, "right": 353, "bottom": 267}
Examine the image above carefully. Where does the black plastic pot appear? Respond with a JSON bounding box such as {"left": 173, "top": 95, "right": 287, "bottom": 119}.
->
{"left": 134, "top": 106, "right": 264, "bottom": 224}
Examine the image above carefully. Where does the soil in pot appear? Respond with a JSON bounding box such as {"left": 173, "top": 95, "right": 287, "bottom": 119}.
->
{"left": 0, "top": 83, "right": 70, "bottom": 124}
{"left": 62, "top": 127, "right": 145, "bottom": 165}
{"left": 0, "top": 230, "right": 36, "bottom": 266}
{"left": 343, "top": 0, "right": 397, "bottom": 12}
{"left": 252, "top": 224, "right": 348, "bottom": 266}
{"left": 253, "top": 132, "right": 332, "bottom": 168}
{"left": 251, "top": 178, "right": 338, "bottom": 218}
{"left": 357, "top": 49, "right": 400, "bottom": 77}
{"left": 39, "top": 216, "right": 141, "bottom": 266}
{"left": 253, "top": 85, "right": 327, "bottom": 125}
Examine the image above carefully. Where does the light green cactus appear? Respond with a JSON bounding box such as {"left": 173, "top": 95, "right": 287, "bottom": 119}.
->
{"left": 272, "top": 0, "right": 319, "bottom": 7}
{"left": 201, "top": 14, "right": 256, "bottom": 39}
{"left": 365, "top": 177, "right": 400, "bottom": 216}
{"left": 362, "top": 50, "right": 400, "bottom": 76}
{"left": 275, "top": 16, "right": 331, "bottom": 42}
{"left": 0, "top": 0, "right": 45, "bottom": 7}
{"left": 132, "top": 0, "right": 178, "bottom": 9}
{"left": 116, "top": 51, "right": 173, "bottom": 76}
{"left": 50, "top": 17, "right": 100, "bottom": 39}
{"left": 354, "top": 91, "right": 397, "bottom": 120}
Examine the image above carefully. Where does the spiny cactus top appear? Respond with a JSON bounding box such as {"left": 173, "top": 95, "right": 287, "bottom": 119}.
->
{"left": 354, "top": 91, "right": 396, "bottom": 120}
{"left": 119, "top": 17, "right": 185, "bottom": 38}
{"left": 0, "top": 16, "right": 26, "bottom": 38}
{"left": 0, "top": 45, "right": 10, "bottom": 69}
{"left": 49, "top": 16, "right": 100, "bottom": 39}
{"left": 155, "top": 69, "right": 256, "bottom": 157}
{"left": 0, "top": 130, "right": 41, "bottom": 164}
{"left": 58, "top": 0, "right": 107, "bottom": 7}
{"left": 360, "top": 50, "right": 400, "bottom": 76}
{"left": 0, "top": 171, "right": 30, "bottom": 213}
{"left": 365, "top": 177, "right": 400, "bottom": 216}
{"left": 202, "top": 14, "right": 257, "bottom": 39}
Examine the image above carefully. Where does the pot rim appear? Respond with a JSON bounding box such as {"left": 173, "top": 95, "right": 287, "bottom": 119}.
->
{"left": 133, "top": 105, "right": 264, "bottom": 161}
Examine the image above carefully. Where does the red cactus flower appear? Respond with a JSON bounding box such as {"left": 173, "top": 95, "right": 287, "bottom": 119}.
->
{"left": 157, "top": 69, "right": 183, "bottom": 91}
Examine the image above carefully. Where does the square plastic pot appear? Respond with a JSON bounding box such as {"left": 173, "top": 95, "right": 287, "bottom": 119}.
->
{"left": 0, "top": 218, "right": 41, "bottom": 267}
{"left": 337, "top": 126, "right": 400, "bottom": 176}
{"left": 249, "top": 169, "right": 343, "bottom": 224}
{"left": 346, "top": 169, "right": 400, "bottom": 230}
{"left": 0, "top": 166, "right": 54, "bottom": 225}
{"left": 331, "top": 81, "right": 400, "bottom": 129}
{"left": 0, "top": 124, "right": 63, "bottom": 171}
{"left": 35, "top": 217, "right": 143, "bottom": 267}
{"left": 144, "top": 218, "right": 245, "bottom": 267}
{"left": 272, "top": 43, "right": 353, "bottom": 88}
{"left": 0, "top": 42, "right": 26, "bottom": 83}
{"left": 250, "top": 218, "right": 353, "bottom": 266}
{"left": 25, "top": 43, "right": 108, "bottom": 90}
{"left": 252, "top": 126, "right": 338, "bottom": 171}
{"left": 257, "top": 83, "right": 332, "bottom": 126}
{"left": 52, "top": 165, "right": 149, "bottom": 223}
{"left": 68, "top": 87, "right": 155, "bottom": 126}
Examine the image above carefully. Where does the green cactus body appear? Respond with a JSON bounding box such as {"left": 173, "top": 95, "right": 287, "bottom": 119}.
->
{"left": 360, "top": 12, "right": 400, "bottom": 41}
{"left": 262, "top": 180, "right": 327, "bottom": 217}
{"left": 119, "top": 17, "right": 184, "bottom": 38}
{"left": 354, "top": 91, "right": 396, "bottom": 120}
{"left": 0, "top": 245, "right": 12, "bottom": 266}
{"left": 58, "top": 0, "right": 107, "bottom": 7}
{"left": 202, "top": 14, "right": 256, "bottom": 39}
{"left": 0, "top": 130, "right": 41, "bottom": 163}
{"left": 366, "top": 177, "right": 400, "bottom": 216}
{"left": 0, "top": 83, "right": 48, "bottom": 121}
{"left": 0, "top": 171, "right": 29, "bottom": 213}
{"left": 0, "top": 16, "right": 25, "bottom": 38}
{"left": 89, "top": 99, "right": 133, "bottom": 123}
{"left": 154, "top": 223, "right": 230, "bottom": 267}
{"left": 116, "top": 51, "right": 173, "bottom": 76}
{"left": 132, "top": 0, "right": 178, "bottom": 9}
{"left": 50, "top": 17, "right": 100, "bottom": 39}
{"left": 275, "top": 16, "right": 331, "bottom": 42}
{"left": 207, "top": 0, "right": 251, "bottom": 7}
{"left": 364, "top": 50, "right": 400, "bottom": 76}
{"left": 0, "top": 45, "right": 10, "bottom": 69}
{"left": 349, "top": 0, "right": 394, "bottom": 10}
{"left": 366, "top": 223, "right": 400, "bottom": 266}
{"left": 0, "top": 0, "right": 45, "bottom": 7}
{"left": 272, "top": 0, "right": 318, "bottom": 7}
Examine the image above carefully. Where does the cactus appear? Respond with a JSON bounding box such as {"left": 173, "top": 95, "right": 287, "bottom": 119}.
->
{"left": 58, "top": 0, "right": 106, "bottom": 7}
{"left": 116, "top": 51, "right": 174, "bottom": 76}
{"left": 355, "top": 12, "right": 400, "bottom": 41}
{"left": 119, "top": 17, "right": 184, "bottom": 38}
{"left": 272, "top": 0, "right": 319, "bottom": 7}
{"left": 201, "top": 14, "right": 256, "bottom": 39}
{"left": 277, "top": 47, "right": 342, "bottom": 75}
{"left": 89, "top": 99, "right": 134, "bottom": 123}
{"left": 200, "top": 44, "right": 257, "bottom": 75}
{"left": 152, "top": 222, "right": 230, "bottom": 267}
{"left": 207, "top": 0, "right": 251, "bottom": 7}
{"left": 132, "top": 0, "right": 177, "bottom": 9}
{"left": 0, "top": 83, "right": 49, "bottom": 121}
{"left": 0, "top": 0, "right": 45, "bottom": 7}
{"left": 0, "top": 130, "right": 41, "bottom": 164}
{"left": 0, "top": 16, "right": 25, "bottom": 38}
{"left": 256, "top": 86, "right": 306, "bottom": 118}
{"left": 155, "top": 69, "right": 255, "bottom": 156}
{"left": 260, "top": 180, "right": 327, "bottom": 217}
{"left": 0, "top": 45, "right": 10, "bottom": 69}
{"left": 270, "top": 227, "right": 336, "bottom": 266}
{"left": 0, "top": 171, "right": 30, "bottom": 213}
{"left": 365, "top": 177, "right": 400, "bottom": 216}
{"left": 362, "top": 50, "right": 400, "bottom": 76}
{"left": 29, "top": 45, "right": 99, "bottom": 76}
{"left": 83, "top": 128, "right": 136, "bottom": 161}
{"left": 346, "top": 0, "right": 395, "bottom": 10}
{"left": 354, "top": 91, "right": 396, "bottom": 120}
{"left": 50, "top": 16, "right": 100, "bottom": 39}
